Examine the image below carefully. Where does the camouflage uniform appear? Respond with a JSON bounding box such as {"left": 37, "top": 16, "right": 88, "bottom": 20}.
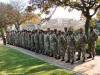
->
{"left": 6, "top": 31, "right": 9, "bottom": 44}
{"left": 27, "top": 32, "right": 32, "bottom": 50}
{"left": 30, "top": 31, "right": 35, "bottom": 51}
{"left": 19, "top": 32, "right": 22, "bottom": 47}
{"left": 44, "top": 31, "right": 49, "bottom": 55}
{"left": 10, "top": 31, "right": 13, "bottom": 45}
{"left": 57, "top": 31, "right": 66, "bottom": 61}
{"left": 39, "top": 31, "right": 44, "bottom": 53}
{"left": 14, "top": 31, "right": 17, "bottom": 46}
{"left": 24, "top": 31, "right": 28, "bottom": 49}
{"left": 49, "top": 31, "right": 57, "bottom": 57}
{"left": 53, "top": 29, "right": 58, "bottom": 58}
{"left": 16, "top": 32, "right": 19, "bottom": 46}
{"left": 20, "top": 31, "right": 23, "bottom": 47}
{"left": 88, "top": 29, "right": 98, "bottom": 59}
{"left": 34, "top": 31, "right": 39, "bottom": 53}
{"left": 66, "top": 31, "right": 76, "bottom": 64}
{"left": 21, "top": 31, "right": 24, "bottom": 48}
{"left": 77, "top": 31, "right": 87, "bottom": 62}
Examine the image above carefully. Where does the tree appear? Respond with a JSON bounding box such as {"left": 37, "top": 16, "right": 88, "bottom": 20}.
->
{"left": 30, "top": 0, "right": 100, "bottom": 36}
{"left": 95, "top": 9, "right": 100, "bottom": 31}
{"left": 96, "top": 8, "right": 100, "bottom": 22}
{"left": 29, "top": 0, "right": 58, "bottom": 28}
{"left": 11, "top": 0, "right": 37, "bottom": 31}
{"left": 68, "top": 0, "right": 100, "bottom": 36}
{"left": 0, "top": 3, "right": 16, "bottom": 45}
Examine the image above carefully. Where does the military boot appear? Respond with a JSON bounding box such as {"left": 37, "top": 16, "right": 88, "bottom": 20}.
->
{"left": 65, "top": 59, "right": 70, "bottom": 63}
{"left": 71, "top": 60, "right": 74, "bottom": 64}
{"left": 87, "top": 54, "right": 92, "bottom": 58}
{"left": 61, "top": 57, "right": 65, "bottom": 61}
{"left": 76, "top": 57, "right": 80, "bottom": 61}
{"left": 83, "top": 57, "right": 85, "bottom": 62}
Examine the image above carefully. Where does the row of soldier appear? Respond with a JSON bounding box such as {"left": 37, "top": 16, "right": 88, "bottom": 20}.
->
{"left": 6, "top": 27, "right": 98, "bottom": 64}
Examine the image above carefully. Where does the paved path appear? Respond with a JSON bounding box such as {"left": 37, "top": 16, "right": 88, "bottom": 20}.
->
{"left": 7, "top": 45, "right": 100, "bottom": 75}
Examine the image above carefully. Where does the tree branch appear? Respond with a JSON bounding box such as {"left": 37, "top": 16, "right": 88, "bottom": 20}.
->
{"left": 90, "top": 4, "right": 100, "bottom": 17}
{"left": 88, "top": 0, "right": 96, "bottom": 8}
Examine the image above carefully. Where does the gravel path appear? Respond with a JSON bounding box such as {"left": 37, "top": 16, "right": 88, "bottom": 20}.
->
{"left": 7, "top": 45, "right": 100, "bottom": 75}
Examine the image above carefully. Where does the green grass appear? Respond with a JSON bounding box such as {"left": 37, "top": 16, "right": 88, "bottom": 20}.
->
{"left": 95, "top": 37, "right": 100, "bottom": 55}
{"left": 0, "top": 45, "right": 76, "bottom": 75}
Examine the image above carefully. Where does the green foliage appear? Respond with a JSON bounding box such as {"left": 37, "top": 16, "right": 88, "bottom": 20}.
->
{"left": 96, "top": 47, "right": 100, "bottom": 55}
{"left": 0, "top": 45, "right": 76, "bottom": 75}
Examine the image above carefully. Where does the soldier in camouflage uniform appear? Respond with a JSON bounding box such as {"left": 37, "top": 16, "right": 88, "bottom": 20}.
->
{"left": 49, "top": 30, "right": 57, "bottom": 57}
{"left": 14, "top": 31, "right": 17, "bottom": 46}
{"left": 15, "top": 31, "right": 18, "bottom": 46}
{"left": 6, "top": 31, "right": 9, "bottom": 44}
{"left": 57, "top": 31, "right": 66, "bottom": 61}
{"left": 20, "top": 31, "right": 23, "bottom": 47}
{"left": 13, "top": 31, "right": 15, "bottom": 46}
{"left": 24, "top": 30, "right": 27, "bottom": 49}
{"left": 47, "top": 30, "right": 50, "bottom": 56}
{"left": 26, "top": 31, "right": 29, "bottom": 49}
{"left": 66, "top": 27, "right": 76, "bottom": 64}
{"left": 53, "top": 29, "right": 58, "bottom": 58}
{"left": 10, "top": 31, "right": 12, "bottom": 45}
{"left": 34, "top": 30, "right": 39, "bottom": 53}
{"left": 39, "top": 30, "right": 44, "bottom": 53}
{"left": 31, "top": 31, "right": 35, "bottom": 51}
{"left": 19, "top": 31, "right": 22, "bottom": 47}
{"left": 21, "top": 31, "right": 24, "bottom": 48}
{"left": 44, "top": 31, "right": 49, "bottom": 55}
{"left": 10, "top": 31, "right": 13, "bottom": 45}
{"left": 77, "top": 28, "right": 87, "bottom": 62}
{"left": 88, "top": 27, "right": 98, "bottom": 59}
{"left": 28, "top": 31, "right": 32, "bottom": 50}
{"left": 23, "top": 31, "right": 25, "bottom": 48}
{"left": 17, "top": 31, "right": 20, "bottom": 47}
{"left": 42, "top": 31, "right": 46, "bottom": 54}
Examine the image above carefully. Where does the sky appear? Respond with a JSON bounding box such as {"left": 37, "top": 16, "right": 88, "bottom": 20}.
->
{"left": 51, "top": 7, "right": 81, "bottom": 20}
{"left": 0, "top": 0, "right": 10, "bottom": 3}
{"left": 0, "top": 0, "right": 84, "bottom": 20}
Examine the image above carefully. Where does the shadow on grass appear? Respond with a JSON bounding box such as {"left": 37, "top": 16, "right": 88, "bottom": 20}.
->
{"left": 0, "top": 45, "right": 76, "bottom": 75}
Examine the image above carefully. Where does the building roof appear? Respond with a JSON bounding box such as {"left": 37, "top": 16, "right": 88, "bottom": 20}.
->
{"left": 25, "top": 24, "right": 35, "bottom": 28}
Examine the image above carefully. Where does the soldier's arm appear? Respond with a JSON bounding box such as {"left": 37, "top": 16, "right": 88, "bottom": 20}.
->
{"left": 94, "top": 32, "right": 98, "bottom": 41}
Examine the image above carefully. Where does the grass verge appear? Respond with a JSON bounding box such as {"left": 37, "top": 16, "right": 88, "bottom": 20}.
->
{"left": 0, "top": 45, "right": 76, "bottom": 75}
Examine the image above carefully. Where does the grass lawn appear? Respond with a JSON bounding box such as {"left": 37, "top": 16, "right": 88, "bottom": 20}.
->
{"left": 95, "top": 36, "right": 100, "bottom": 55}
{"left": 0, "top": 45, "right": 76, "bottom": 75}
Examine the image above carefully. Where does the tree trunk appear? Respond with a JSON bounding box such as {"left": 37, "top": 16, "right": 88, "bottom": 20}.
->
{"left": 1, "top": 28, "right": 6, "bottom": 45}
{"left": 85, "top": 17, "right": 91, "bottom": 37}
{"left": 15, "top": 24, "right": 20, "bottom": 31}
